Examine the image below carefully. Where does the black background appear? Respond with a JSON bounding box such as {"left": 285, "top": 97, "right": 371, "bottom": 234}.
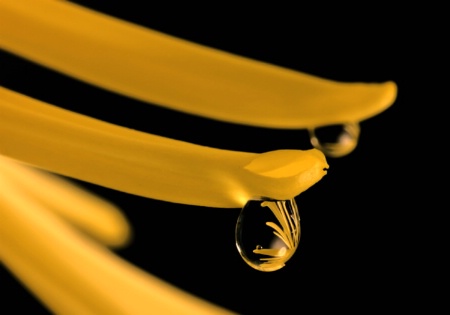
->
{"left": 1, "top": 2, "right": 431, "bottom": 314}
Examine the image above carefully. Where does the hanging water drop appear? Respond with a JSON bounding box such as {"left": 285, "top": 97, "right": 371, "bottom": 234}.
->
{"left": 235, "top": 198, "right": 300, "bottom": 272}
{"left": 308, "top": 122, "right": 360, "bottom": 158}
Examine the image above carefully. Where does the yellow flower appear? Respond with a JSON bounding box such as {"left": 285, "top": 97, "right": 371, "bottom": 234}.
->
{"left": 0, "top": 85, "right": 327, "bottom": 314}
{"left": 0, "top": 1, "right": 397, "bottom": 314}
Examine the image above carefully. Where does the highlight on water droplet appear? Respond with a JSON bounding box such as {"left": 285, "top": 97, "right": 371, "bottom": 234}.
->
{"left": 235, "top": 198, "right": 300, "bottom": 272}
{"left": 308, "top": 122, "right": 360, "bottom": 158}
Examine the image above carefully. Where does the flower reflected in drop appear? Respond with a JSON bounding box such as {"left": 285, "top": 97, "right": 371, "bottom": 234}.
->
{"left": 236, "top": 199, "right": 300, "bottom": 272}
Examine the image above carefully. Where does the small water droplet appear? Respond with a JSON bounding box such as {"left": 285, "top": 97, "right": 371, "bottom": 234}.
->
{"left": 235, "top": 198, "right": 300, "bottom": 272}
{"left": 308, "top": 122, "right": 360, "bottom": 158}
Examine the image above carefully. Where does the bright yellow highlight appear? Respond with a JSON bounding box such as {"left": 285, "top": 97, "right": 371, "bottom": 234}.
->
{"left": 0, "top": 156, "right": 233, "bottom": 315}
{"left": 0, "top": 0, "right": 397, "bottom": 129}
{"left": 0, "top": 87, "right": 328, "bottom": 208}
{"left": 253, "top": 200, "right": 300, "bottom": 271}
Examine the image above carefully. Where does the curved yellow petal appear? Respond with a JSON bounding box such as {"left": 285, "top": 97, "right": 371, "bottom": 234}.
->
{"left": 0, "top": 155, "right": 131, "bottom": 248}
{"left": 0, "top": 173, "right": 233, "bottom": 315}
{"left": 0, "top": 87, "right": 328, "bottom": 208}
{"left": 0, "top": 0, "right": 397, "bottom": 129}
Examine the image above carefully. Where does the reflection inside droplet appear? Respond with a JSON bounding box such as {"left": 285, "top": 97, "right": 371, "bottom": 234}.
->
{"left": 235, "top": 198, "right": 300, "bottom": 272}
{"left": 308, "top": 122, "right": 360, "bottom": 158}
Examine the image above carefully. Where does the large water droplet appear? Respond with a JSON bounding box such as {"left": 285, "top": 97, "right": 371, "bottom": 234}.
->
{"left": 235, "top": 198, "right": 300, "bottom": 272}
{"left": 308, "top": 122, "right": 360, "bottom": 157}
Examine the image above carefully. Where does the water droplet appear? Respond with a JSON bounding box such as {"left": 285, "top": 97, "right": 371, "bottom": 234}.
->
{"left": 308, "top": 122, "right": 360, "bottom": 158}
{"left": 235, "top": 198, "right": 300, "bottom": 272}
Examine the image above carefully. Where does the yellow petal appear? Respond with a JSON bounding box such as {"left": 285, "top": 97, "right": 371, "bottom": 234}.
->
{"left": 0, "top": 155, "right": 131, "bottom": 247}
{"left": 0, "top": 0, "right": 397, "bottom": 129}
{"left": 0, "top": 173, "right": 233, "bottom": 315}
{"left": 0, "top": 87, "right": 328, "bottom": 208}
